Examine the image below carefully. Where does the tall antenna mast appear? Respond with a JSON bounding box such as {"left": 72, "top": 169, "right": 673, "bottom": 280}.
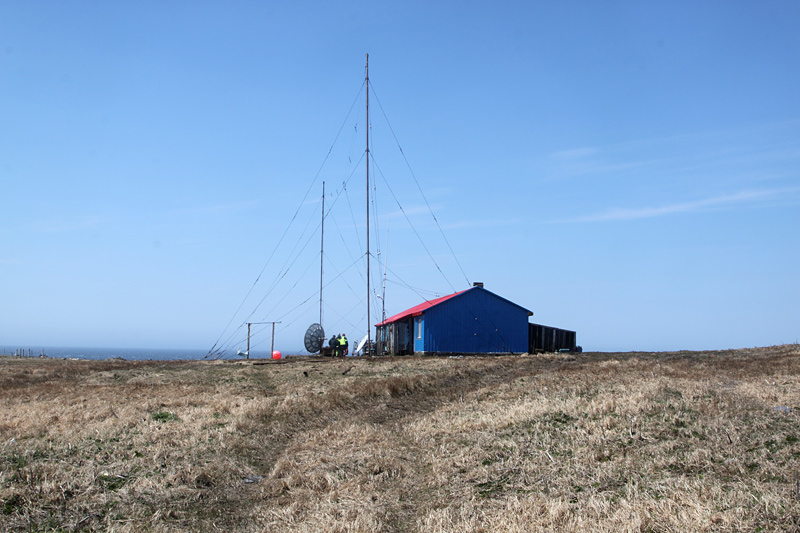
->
{"left": 319, "top": 181, "right": 325, "bottom": 326}
{"left": 382, "top": 216, "right": 388, "bottom": 324}
{"left": 365, "top": 53, "right": 371, "bottom": 356}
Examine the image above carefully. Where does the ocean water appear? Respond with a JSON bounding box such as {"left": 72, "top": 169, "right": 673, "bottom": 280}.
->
{"left": 0, "top": 346, "right": 256, "bottom": 361}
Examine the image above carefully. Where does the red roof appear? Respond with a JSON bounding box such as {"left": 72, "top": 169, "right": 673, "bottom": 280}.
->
{"left": 375, "top": 289, "right": 469, "bottom": 327}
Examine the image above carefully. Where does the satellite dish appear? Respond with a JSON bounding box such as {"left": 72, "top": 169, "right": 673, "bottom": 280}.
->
{"left": 356, "top": 334, "right": 369, "bottom": 354}
{"left": 303, "top": 323, "right": 325, "bottom": 354}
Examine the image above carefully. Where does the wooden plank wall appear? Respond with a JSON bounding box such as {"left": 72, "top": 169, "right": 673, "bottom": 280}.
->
{"left": 528, "top": 323, "right": 577, "bottom": 353}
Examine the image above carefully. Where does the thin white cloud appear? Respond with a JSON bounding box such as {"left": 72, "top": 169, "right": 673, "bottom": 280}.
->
{"left": 553, "top": 147, "right": 600, "bottom": 160}
{"left": 554, "top": 188, "right": 797, "bottom": 223}
{"left": 545, "top": 157, "right": 665, "bottom": 181}
{"left": 442, "top": 217, "right": 523, "bottom": 230}
{"left": 31, "top": 215, "right": 105, "bottom": 233}
{"left": 380, "top": 205, "right": 517, "bottom": 231}
{"left": 545, "top": 121, "right": 800, "bottom": 182}
{"left": 569, "top": 119, "right": 800, "bottom": 159}
{"left": 173, "top": 200, "right": 261, "bottom": 216}
{"left": 384, "top": 204, "right": 442, "bottom": 220}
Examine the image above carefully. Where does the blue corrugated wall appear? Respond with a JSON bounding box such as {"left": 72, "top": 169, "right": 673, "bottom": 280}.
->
{"left": 420, "top": 287, "right": 529, "bottom": 353}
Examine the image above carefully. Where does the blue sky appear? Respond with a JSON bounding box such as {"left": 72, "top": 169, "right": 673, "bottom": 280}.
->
{"left": 2, "top": 1, "right": 798, "bottom": 353}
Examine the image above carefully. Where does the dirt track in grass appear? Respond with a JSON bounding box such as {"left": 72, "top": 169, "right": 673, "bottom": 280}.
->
{"left": 2, "top": 345, "right": 800, "bottom": 531}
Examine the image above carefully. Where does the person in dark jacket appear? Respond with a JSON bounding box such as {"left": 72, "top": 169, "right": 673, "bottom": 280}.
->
{"left": 328, "top": 335, "right": 337, "bottom": 356}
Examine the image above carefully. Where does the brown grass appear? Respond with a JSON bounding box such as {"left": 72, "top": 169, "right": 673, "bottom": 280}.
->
{"left": 2, "top": 345, "right": 800, "bottom": 531}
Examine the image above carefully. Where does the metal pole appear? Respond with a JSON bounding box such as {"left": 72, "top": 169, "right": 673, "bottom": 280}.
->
{"left": 246, "top": 322, "right": 251, "bottom": 360}
{"left": 271, "top": 322, "right": 276, "bottom": 356}
{"left": 365, "top": 53, "right": 371, "bottom": 356}
{"left": 320, "top": 181, "right": 325, "bottom": 326}
{"left": 382, "top": 216, "right": 388, "bottom": 324}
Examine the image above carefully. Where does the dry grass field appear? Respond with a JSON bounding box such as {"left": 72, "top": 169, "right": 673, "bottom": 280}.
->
{"left": 2, "top": 345, "right": 800, "bottom": 532}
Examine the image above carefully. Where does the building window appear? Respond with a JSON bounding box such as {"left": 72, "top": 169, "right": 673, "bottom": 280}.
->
{"left": 415, "top": 317, "right": 422, "bottom": 339}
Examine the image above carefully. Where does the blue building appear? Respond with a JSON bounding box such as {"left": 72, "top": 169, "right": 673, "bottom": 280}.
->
{"left": 375, "top": 284, "right": 533, "bottom": 355}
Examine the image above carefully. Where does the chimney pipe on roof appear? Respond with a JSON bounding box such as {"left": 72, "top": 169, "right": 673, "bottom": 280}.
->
{"left": 473, "top": 282, "right": 484, "bottom": 288}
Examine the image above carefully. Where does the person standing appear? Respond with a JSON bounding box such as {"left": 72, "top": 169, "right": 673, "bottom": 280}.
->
{"left": 328, "top": 335, "right": 337, "bottom": 357}
{"left": 333, "top": 334, "right": 342, "bottom": 357}
{"left": 339, "top": 333, "right": 348, "bottom": 357}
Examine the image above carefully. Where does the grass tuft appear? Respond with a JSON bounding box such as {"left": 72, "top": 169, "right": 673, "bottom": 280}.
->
{"left": 151, "top": 411, "right": 180, "bottom": 422}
